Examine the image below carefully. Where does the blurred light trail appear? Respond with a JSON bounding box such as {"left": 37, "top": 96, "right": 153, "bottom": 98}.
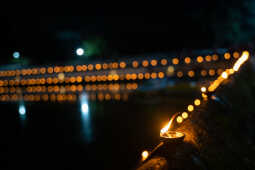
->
{"left": 80, "top": 93, "right": 92, "bottom": 143}
{"left": 208, "top": 51, "right": 250, "bottom": 92}
{"left": 233, "top": 51, "right": 249, "bottom": 72}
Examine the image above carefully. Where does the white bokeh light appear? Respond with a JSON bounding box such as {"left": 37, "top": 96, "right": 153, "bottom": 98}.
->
{"left": 76, "top": 48, "right": 84, "bottom": 56}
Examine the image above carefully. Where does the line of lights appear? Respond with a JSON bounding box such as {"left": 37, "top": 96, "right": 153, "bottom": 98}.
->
{"left": 0, "top": 83, "right": 138, "bottom": 94}
{"left": 206, "top": 51, "right": 249, "bottom": 93}
{"left": 0, "top": 51, "right": 241, "bottom": 78}
{"left": 0, "top": 72, "right": 165, "bottom": 87}
{"left": 160, "top": 50, "right": 250, "bottom": 136}
{"left": 0, "top": 67, "right": 234, "bottom": 87}
{"left": 0, "top": 92, "right": 129, "bottom": 102}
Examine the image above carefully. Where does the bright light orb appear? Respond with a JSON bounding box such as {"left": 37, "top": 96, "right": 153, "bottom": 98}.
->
{"left": 141, "top": 150, "right": 149, "bottom": 161}
{"left": 176, "top": 116, "right": 183, "bottom": 123}
{"left": 19, "top": 105, "right": 26, "bottom": 115}
{"left": 76, "top": 48, "right": 84, "bottom": 56}
{"left": 13, "top": 52, "right": 20, "bottom": 59}
{"left": 194, "top": 99, "right": 201, "bottom": 106}
{"left": 58, "top": 73, "right": 65, "bottom": 81}
{"left": 187, "top": 105, "right": 194, "bottom": 112}
{"left": 221, "top": 72, "right": 228, "bottom": 79}
{"left": 182, "top": 112, "right": 189, "bottom": 119}
{"left": 82, "top": 103, "right": 89, "bottom": 114}
{"left": 201, "top": 86, "right": 207, "bottom": 93}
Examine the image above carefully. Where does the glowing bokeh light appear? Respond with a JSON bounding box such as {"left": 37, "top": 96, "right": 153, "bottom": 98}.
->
{"left": 197, "top": 56, "right": 204, "bottom": 63}
{"left": 187, "top": 105, "right": 194, "bottom": 112}
{"left": 194, "top": 99, "right": 201, "bottom": 106}
{"left": 205, "top": 55, "right": 212, "bottom": 62}
{"left": 221, "top": 71, "right": 228, "bottom": 79}
{"left": 176, "top": 116, "right": 183, "bottom": 123}
{"left": 76, "top": 48, "right": 84, "bottom": 56}
{"left": 201, "top": 86, "right": 207, "bottom": 93}
{"left": 177, "top": 71, "right": 183, "bottom": 78}
{"left": 224, "top": 53, "right": 231, "bottom": 60}
{"left": 167, "top": 66, "right": 175, "bottom": 76}
{"left": 184, "top": 57, "right": 191, "bottom": 64}
{"left": 172, "top": 58, "right": 179, "bottom": 65}
{"left": 58, "top": 73, "right": 65, "bottom": 81}
{"left": 81, "top": 94, "right": 89, "bottom": 114}
{"left": 141, "top": 150, "right": 149, "bottom": 161}
{"left": 19, "top": 104, "right": 26, "bottom": 115}
{"left": 13, "top": 52, "right": 20, "bottom": 59}
{"left": 233, "top": 51, "right": 249, "bottom": 71}
{"left": 182, "top": 112, "right": 188, "bottom": 119}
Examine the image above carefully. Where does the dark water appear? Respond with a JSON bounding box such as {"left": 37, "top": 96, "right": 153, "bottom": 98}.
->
{"left": 1, "top": 93, "right": 195, "bottom": 170}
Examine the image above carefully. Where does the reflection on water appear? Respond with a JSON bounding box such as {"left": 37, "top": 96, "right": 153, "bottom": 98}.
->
{"left": 80, "top": 93, "right": 92, "bottom": 143}
{"left": 18, "top": 102, "right": 26, "bottom": 123}
{"left": 19, "top": 104, "right": 26, "bottom": 115}
{"left": 0, "top": 86, "right": 198, "bottom": 169}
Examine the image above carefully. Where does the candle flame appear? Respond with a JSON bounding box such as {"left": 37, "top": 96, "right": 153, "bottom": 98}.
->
{"left": 160, "top": 113, "right": 178, "bottom": 136}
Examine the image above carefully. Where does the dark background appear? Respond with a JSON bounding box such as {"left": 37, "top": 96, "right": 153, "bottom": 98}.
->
{"left": 1, "top": 3, "right": 255, "bottom": 170}
{"left": 1, "top": 1, "right": 255, "bottom": 64}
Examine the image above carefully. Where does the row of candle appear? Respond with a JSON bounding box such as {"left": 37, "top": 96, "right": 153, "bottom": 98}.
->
{"left": 0, "top": 92, "right": 129, "bottom": 102}
{"left": 0, "top": 51, "right": 241, "bottom": 78}
{"left": 0, "top": 67, "right": 231, "bottom": 87}
{"left": 160, "top": 51, "right": 250, "bottom": 135}
{"left": 0, "top": 83, "right": 138, "bottom": 94}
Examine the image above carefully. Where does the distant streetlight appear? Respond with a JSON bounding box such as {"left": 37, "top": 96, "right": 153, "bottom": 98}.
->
{"left": 76, "top": 48, "right": 84, "bottom": 56}
{"left": 13, "top": 51, "right": 20, "bottom": 59}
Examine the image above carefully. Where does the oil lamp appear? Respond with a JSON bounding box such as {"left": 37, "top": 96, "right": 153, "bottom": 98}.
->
{"left": 141, "top": 114, "right": 185, "bottom": 163}
{"left": 160, "top": 130, "right": 185, "bottom": 144}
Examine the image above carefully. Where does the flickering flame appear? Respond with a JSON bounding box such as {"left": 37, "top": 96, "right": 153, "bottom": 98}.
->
{"left": 160, "top": 113, "right": 178, "bottom": 136}
{"left": 233, "top": 51, "right": 249, "bottom": 72}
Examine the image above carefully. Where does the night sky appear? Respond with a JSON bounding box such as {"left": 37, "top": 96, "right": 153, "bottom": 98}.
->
{"left": 1, "top": 3, "right": 254, "bottom": 64}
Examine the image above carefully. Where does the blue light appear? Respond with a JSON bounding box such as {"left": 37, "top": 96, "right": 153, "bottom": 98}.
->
{"left": 81, "top": 103, "right": 89, "bottom": 114}
{"left": 76, "top": 48, "right": 84, "bottom": 56}
{"left": 13, "top": 52, "right": 20, "bottom": 59}
{"left": 80, "top": 94, "right": 89, "bottom": 115}
{"left": 19, "top": 105, "right": 26, "bottom": 115}
{"left": 80, "top": 93, "right": 92, "bottom": 142}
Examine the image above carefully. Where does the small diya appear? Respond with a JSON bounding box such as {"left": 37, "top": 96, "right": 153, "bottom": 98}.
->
{"left": 160, "top": 130, "right": 185, "bottom": 144}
